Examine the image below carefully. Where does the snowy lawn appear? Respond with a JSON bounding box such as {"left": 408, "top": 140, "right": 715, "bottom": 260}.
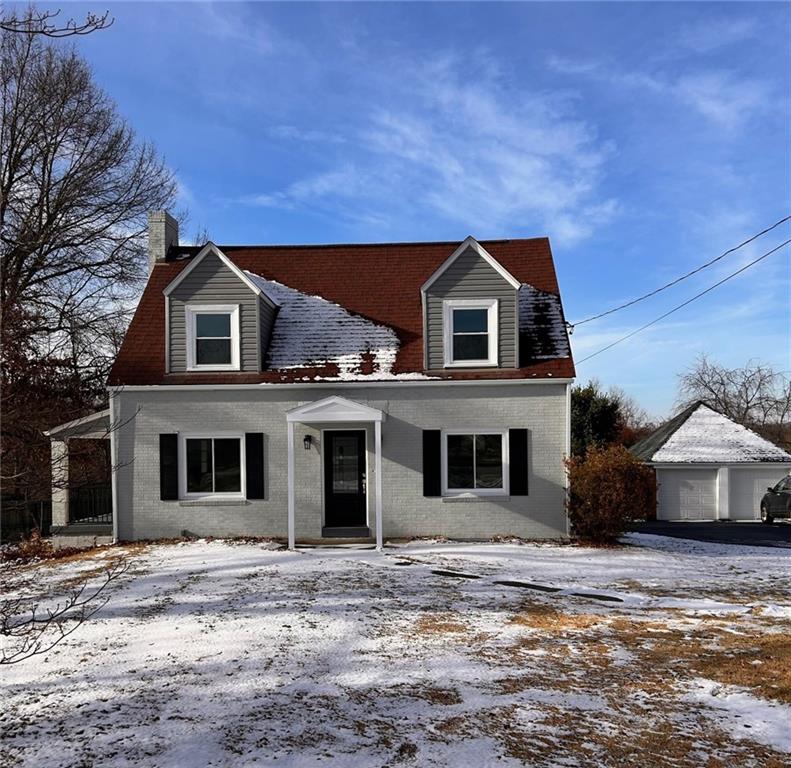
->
{"left": 1, "top": 534, "right": 789, "bottom": 767}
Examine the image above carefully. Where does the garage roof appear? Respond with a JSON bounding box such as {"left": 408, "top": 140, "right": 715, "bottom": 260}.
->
{"left": 631, "top": 402, "right": 791, "bottom": 464}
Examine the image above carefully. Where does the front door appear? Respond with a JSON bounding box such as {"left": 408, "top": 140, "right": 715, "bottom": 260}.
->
{"left": 324, "top": 430, "right": 367, "bottom": 528}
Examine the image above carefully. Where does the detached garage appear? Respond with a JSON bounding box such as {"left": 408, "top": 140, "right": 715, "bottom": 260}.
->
{"left": 631, "top": 402, "right": 791, "bottom": 521}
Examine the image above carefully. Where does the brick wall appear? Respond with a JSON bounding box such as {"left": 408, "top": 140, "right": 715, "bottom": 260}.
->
{"left": 114, "top": 382, "right": 569, "bottom": 541}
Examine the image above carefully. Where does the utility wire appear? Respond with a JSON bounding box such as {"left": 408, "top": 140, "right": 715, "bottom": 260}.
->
{"left": 575, "top": 238, "right": 791, "bottom": 365}
{"left": 570, "top": 214, "right": 791, "bottom": 328}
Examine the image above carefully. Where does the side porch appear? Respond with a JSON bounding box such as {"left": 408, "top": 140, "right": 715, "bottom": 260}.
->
{"left": 44, "top": 409, "right": 114, "bottom": 548}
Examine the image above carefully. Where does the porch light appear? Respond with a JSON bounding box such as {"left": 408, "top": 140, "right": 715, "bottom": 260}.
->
{"left": 303, "top": 434, "right": 312, "bottom": 451}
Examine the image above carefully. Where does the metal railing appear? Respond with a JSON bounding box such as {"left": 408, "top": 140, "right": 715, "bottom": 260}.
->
{"left": 68, "top": 484, "right": 112, "bottom": 525}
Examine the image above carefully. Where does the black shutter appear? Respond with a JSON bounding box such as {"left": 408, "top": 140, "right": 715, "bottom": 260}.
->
{"left": 509, "top": 429, "right": 529, "bottom": 496}
{"left": 245, "top": 433, "right": 265, "bottom": 499}
{"left": 423, "top": 430, "right": 442, "bottom": 497}
{"left": 159, "top": 434, "right": 178, "bottom": 500}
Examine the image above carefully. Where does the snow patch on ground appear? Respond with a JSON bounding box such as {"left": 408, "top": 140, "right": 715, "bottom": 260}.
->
{"left": 2, "top": 535, "right": 789, "bottom": 766}
{"left": 684, "top": 679, "right": 791, "bottom": 753}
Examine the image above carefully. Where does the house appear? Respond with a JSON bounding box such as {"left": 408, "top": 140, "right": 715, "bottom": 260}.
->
{"left": 47, "top": 211, "right": 575, "bottom": 548}
{"left": 631, "top": 402, "right": 791, "bottom": 521}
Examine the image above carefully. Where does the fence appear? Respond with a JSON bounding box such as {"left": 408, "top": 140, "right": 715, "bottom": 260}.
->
{"left": 0, "top": 500, "right": 52, "bottom": 544}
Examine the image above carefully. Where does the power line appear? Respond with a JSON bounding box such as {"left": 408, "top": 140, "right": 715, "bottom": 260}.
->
{"left": 570, "top": 214, "right": 791, "bottom": 328}
{"left": 575, "top": 238, "right": 791, "bottom": 365}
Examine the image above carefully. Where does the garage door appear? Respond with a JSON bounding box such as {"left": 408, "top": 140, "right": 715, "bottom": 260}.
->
{"left": 656, "top": 469, "right": 717, "bottom": 520}
{"left": 729, "top": 467, "right": 789, "bottom": 521}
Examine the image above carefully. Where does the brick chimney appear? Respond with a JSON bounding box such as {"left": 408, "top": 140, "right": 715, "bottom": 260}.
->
{"left": 147, "top": 211, "right": 179, "bottom": 273}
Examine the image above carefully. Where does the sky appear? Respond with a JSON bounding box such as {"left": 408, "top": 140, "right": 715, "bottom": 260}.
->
{"left": 26, "top": 1, "right": 791, "bottom": 416}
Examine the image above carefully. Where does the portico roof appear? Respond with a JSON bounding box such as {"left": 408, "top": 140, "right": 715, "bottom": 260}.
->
{"left": 286, "top": 395, "right": 385, "bottom": 423}
{"left": 44, "top": 409, "right": 111, "bottom": 440}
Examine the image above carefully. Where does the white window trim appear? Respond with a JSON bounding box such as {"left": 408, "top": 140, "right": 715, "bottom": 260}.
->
{"left": 179, "top": 433, "right": 246, "bottom": 500}
{"left": 185, "top": 304, "right": 241, "bottom": 372}
{"left": 441, "top": 428, "right": 509, "bottom": 497}
{"left": 442, "top": 298, "right": 498, "bottom": 368}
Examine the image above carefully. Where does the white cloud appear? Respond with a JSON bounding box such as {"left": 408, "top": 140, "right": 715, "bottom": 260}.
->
{"left": 269, "top": 125, "right": 348, "bottom": 144}
{"left": 242, "top": 52, "right": 618, "bottom": 245}
{"left": 547, "top": 56, "right": 772, "bottom": 131}
{"left": 675, "top": 71, "right": 772, "bottom": 130}
{"left": 677, "top": 17, "right": 759, "bottom": 54}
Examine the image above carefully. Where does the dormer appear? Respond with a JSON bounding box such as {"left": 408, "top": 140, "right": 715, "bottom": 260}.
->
{"left": 162, "top": 243, "right": 278, "bottom": 374}
{"left": 421, "top": 237, "right": 521, "bottom": 371}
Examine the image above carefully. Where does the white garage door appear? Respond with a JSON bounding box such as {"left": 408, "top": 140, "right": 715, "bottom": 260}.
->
{"left": 656, "top": 469, "right": 718, "bottom": 520}
{"left": 729, "top": 467, "right": 790, "bottom": 521}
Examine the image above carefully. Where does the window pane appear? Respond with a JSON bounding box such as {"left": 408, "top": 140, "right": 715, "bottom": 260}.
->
{"left": 332, "top": 437, "right": 359, "bottom": 493}
{"left": 453, "top": 334, "right": 488, "bottom": 361}
{"left": 475, "top": 434, "right": 503, "bottom": 489}
{"left": 447, "top": 434, "right": 474, "bottom": 488}
{"left": 186, "top": 439, "right": 213, "bottom": 493}
{"left": 453, "top": 309, "right": 488, "bottom": 333}
{"left": 196, "top": 313, "right": 231, "bottom": 338}
{"left": 214, "top": 439, "right": 241, "bottom": 493}
{"left": 196, "top": 338, "right": 231, "bottom": 365}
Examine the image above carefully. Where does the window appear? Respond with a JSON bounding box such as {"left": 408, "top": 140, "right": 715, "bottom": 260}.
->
{"left": 442, "top": 299, "right": 498, "bottom": 367}
{"left": 442, "top": 430, "right": 508, "bottom": 495}
{"left": 181, "top": 435, "right": 245, "bottom": 498}
{"left": 185, "top": 305, "right": 240, "bottom": 371}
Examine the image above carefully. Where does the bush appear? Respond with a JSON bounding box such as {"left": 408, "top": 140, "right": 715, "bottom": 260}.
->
{"left": 565, "top": 445, "right": 655, "bottom": 544}
{"left": 0, "top": 529, "right": 89, "bottom": 565}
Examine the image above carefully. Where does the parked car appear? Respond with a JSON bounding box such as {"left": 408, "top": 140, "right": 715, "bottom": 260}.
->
{"left": 760, "top": 475, "right": 791, "bottom": 524}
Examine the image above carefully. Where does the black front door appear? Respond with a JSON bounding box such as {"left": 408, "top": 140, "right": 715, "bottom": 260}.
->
{"left": 324, "top": 430, "right": 367, "bottom": 528}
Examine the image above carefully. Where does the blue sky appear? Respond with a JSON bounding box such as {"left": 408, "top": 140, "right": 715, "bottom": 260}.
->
{"left": 31, "top": 1, "right": 791, "bottom": 416}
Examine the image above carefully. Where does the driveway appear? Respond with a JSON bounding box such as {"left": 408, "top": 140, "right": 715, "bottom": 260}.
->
{"left": 631, "top": 520, "right": 791, "bottom": 548}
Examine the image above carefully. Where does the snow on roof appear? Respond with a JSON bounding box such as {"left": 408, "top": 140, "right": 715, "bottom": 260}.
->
{"left": 245, "top": 271, "right": 418, "bottom": 380}
{"left": 648, "top": 403, "right": 791, "bottom": 464}
{"left": 242, "top": 271, "right": 569, "bottom": 381}
{"left": 518, "top": 284, "right": 571, "bottom": 360}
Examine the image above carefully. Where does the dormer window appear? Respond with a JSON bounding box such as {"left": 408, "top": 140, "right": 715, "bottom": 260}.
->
{"left": 442, "top": 299, "right": 498, "bottom": 367}
{"left": 185, "top": 304, "right": 240, "bottom": 371}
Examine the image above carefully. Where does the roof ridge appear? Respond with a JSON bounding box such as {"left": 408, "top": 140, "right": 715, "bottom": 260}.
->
{"left": 168, "top": 236, "right": 550, "bottom": 255}
{"left": 697, "top": 401, "right": 791, "bottom": 454}
{"left": 630, "top": 401, "right": 702, "bottom": 461}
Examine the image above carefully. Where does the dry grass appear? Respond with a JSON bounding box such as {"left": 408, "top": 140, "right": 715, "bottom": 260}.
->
{"left": 509, "top": 602, "right": 602, "bottom": 631}
{"left": 616, "top": 618, "right": 791, "bottom": 705}
{"left": 413, "top": 612, "right": 468, "bottom": 635}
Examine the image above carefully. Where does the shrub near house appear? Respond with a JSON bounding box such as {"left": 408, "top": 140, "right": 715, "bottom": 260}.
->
{"left": 566, "top": 446, "right": 655, "bottom": 543}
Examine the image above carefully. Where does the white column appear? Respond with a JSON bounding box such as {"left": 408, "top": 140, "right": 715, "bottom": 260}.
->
{"left": 109, "top": 393, "right": 119, "bottom": 542}
{"left": 51, "top": 439, "right": 69, "bottom": 527}
{"left": 375, "top": 420, "right": 383, "bottom": 551}
{"left": 287, "top": 421, "right": 296, "bottom": 550}
{"left": 717, "top": 466, "right": 730, "bottom": 520}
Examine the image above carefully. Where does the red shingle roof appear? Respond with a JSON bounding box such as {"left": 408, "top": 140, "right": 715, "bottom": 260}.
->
{"left": 108, "top": 238, "right": 575, "bottom": 386}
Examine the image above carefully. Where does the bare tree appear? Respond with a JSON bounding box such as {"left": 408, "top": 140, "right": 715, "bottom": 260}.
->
{"left": 677, "top": 355, "right": 791, "bottom": 449}
{"left": 1, "top": 6, "right": 112, "bottom": 38}
{"left": 609, "top": 386, "right": 655, "bottom": 446}
{"left": 0, "top": 559, "right": 128, "bottom": 664}
{"left": 1, "top": 21, "right": 178, "bottom": 505}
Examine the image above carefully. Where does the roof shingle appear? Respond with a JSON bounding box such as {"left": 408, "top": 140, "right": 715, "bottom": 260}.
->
{"left": 108, "top": 238, "right": 575, "bottom": 386}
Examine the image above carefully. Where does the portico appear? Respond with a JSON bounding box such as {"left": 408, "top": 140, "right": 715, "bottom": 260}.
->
{"left": 286, "top": 396, "right": 385, "bottom": 550}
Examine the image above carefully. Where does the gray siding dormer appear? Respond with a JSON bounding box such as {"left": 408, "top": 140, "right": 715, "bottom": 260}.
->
{"left": 168, "top": 250, "right": 269, "bottom": 373}
{"left": 424, "top": 245, "right": 518, "bottom": 370}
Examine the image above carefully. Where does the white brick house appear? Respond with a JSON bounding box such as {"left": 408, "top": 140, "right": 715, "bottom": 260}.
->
{"left": 49, "top": 212, "right": 576, "bottom": 547}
